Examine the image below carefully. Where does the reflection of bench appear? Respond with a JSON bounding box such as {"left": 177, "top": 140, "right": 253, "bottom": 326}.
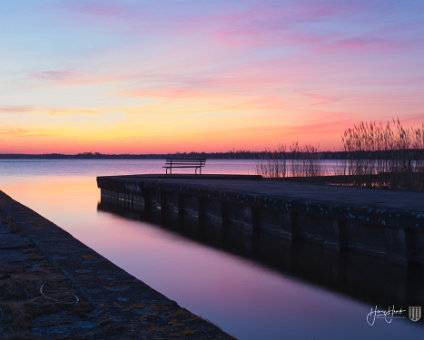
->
{"left": 163, "top": 158, "right": 206, "bottom": 175}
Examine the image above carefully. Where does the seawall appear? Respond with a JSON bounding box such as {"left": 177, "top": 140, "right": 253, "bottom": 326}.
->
{"left": 0, "top": 190, "right": 231, "bottom": 339}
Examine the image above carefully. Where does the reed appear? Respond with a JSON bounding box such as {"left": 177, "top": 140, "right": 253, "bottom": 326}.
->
{"left": 341, "top": 119, "right": 424, "bottom": 191}
{"left": 256, "top": 146, "right": 287, "bottom": 178}
{"left": 256, "top": 143, "right": 322, "bottom": 178}
{"left": 256, "top": 119, "right": 424, "bottom": 191}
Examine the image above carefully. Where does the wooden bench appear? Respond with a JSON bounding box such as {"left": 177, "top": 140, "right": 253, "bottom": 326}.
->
{"left": 163, "top": 158, "right": 206, "bottom": 175}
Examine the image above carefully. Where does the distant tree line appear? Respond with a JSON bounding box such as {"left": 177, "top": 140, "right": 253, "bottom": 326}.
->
{"left": 1, "top": 149, "right": 423, "bottom": 160}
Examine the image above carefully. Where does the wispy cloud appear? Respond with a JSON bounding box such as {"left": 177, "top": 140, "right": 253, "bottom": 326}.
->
{"left": 0, "top": 127, "right": 28, "bottom": 136}
{"left": 292, "top": 90, "right": 339, "bottom": 107}
{"left": 64, "top": 1, "right": 134, "bottom": 19}
{"left": 0, "top": 127, "right": 50, "bottom": 137}
{"left": 47, "top": 108, "right": 101, "bottom": 116}
{"left": 32, "top": 70, "right": 76, "bottom": 81}
{"left": 319, "top": 37, "right": 406, "bottom": 53}
{"left": 30, "top": 69, "right": 131, "bottom": 87}
{"left": 0, "top": 106, "right": 34, "bottom": 113}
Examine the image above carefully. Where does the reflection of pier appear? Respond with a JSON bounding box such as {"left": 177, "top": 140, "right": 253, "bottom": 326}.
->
{"left": 97, "top": 174, "right": 424, "bottom": 267}
{"left": 98, "top": 198, "right": 424, "bottom": 317}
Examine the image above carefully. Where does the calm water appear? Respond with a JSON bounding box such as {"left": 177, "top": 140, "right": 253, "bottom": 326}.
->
{"left": 0, "top": 159, "right": 423, "bottom": 339}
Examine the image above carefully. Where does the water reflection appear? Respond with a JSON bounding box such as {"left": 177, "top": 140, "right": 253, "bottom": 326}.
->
{"left": 98, "top": 199, "right": 424, "bottom": 333}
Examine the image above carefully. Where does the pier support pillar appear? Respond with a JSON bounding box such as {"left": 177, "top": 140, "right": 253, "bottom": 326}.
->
{"left": 385, "top": 227, "right": 408, "bottom": 265}
{"left": 296, "top": 215, "right": 340, "bottom": 250}
{"left": 290, "top": 212, "right": 302, "bottom": 241}
{"left": 343, "top": 222, "right": 387, "bottom": 258}
{"left": 256, "top": 208, "right": 292, "bottom": 240}
{"left": 224, "top": 203, "right": 255, "bottom": 235}
{"left": 178, "top": 194, "right": 185, "bottom": 220}
{"left": 142, "top": 188, "right": 152, "bottom": 215}
{"left": 160, "top": 191, "right": 168, "bottom": 222}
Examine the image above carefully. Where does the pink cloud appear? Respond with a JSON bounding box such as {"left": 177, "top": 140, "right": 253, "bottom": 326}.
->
{"left": 189, "top": 1, "right": 359, "bottom": 48}
{"left": 30, "top": 70, "right": 132, "bottom": 86}
{"left": 122, "top": 86, "right": 203, "bottom": 99}
{"left": 282, "top": 33, "right": 325, "bottom": 45}
{"left": 284, "top": 119, "right": 353, "bottom": 136}
{"left": 293, "top": 90, "right": 339, "bottom": 107}
{"left": 31, "top": 70, "right": 77, "bottom": 82}
{"left": 57, "top": 0, "right": 138, "bottom": 21}
{"left": 116, "top": 55, "right": 349, "bottom": 101}
{"left": 319, "top": 37, "right": 405, "bottom": 53}
{"left": 47, "top": 1, "right": 357, "bottom": 48}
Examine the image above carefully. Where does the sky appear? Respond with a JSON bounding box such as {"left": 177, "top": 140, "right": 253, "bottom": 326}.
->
{"left": 0, "top": 0, "right": 423, "bottom": 153}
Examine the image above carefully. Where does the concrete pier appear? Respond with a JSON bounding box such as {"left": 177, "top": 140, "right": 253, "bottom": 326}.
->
{"left": 97, "top": 174, "right": 424, "bottom": 266}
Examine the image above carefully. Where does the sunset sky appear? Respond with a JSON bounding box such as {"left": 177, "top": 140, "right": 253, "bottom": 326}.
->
{"left": 1, "top": 0, "right": 423, "bottom": 153}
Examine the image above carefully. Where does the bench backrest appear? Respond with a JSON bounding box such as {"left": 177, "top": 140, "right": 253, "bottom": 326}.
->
{"left": 165, "top": 158, "right": 206, "bottom": 167}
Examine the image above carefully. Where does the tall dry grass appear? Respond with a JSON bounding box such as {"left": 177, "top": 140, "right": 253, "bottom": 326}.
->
{"left": 256, "top": 143, "right": 322, "bottom": 178}
{"left": 255, "top": 146, "right": 287, "bottom": 178}
{"left": 341, "top": 119, "right": 424, "bottom": 190}
{"left": 256, "top": 119, "right": 424, "bottom": 191}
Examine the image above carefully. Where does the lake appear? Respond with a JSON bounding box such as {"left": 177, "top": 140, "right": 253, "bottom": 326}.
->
{"left": 0, "top": 159, "right": 422, "bottom": 339}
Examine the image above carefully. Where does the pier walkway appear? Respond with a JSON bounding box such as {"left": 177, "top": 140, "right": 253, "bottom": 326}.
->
{"left": 108, "top": 174, "right": 424, "bottom": 210}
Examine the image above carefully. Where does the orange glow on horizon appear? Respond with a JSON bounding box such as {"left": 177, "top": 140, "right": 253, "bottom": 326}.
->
{"left": 1, "top": 114, "right": 423, "bottom": 154}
